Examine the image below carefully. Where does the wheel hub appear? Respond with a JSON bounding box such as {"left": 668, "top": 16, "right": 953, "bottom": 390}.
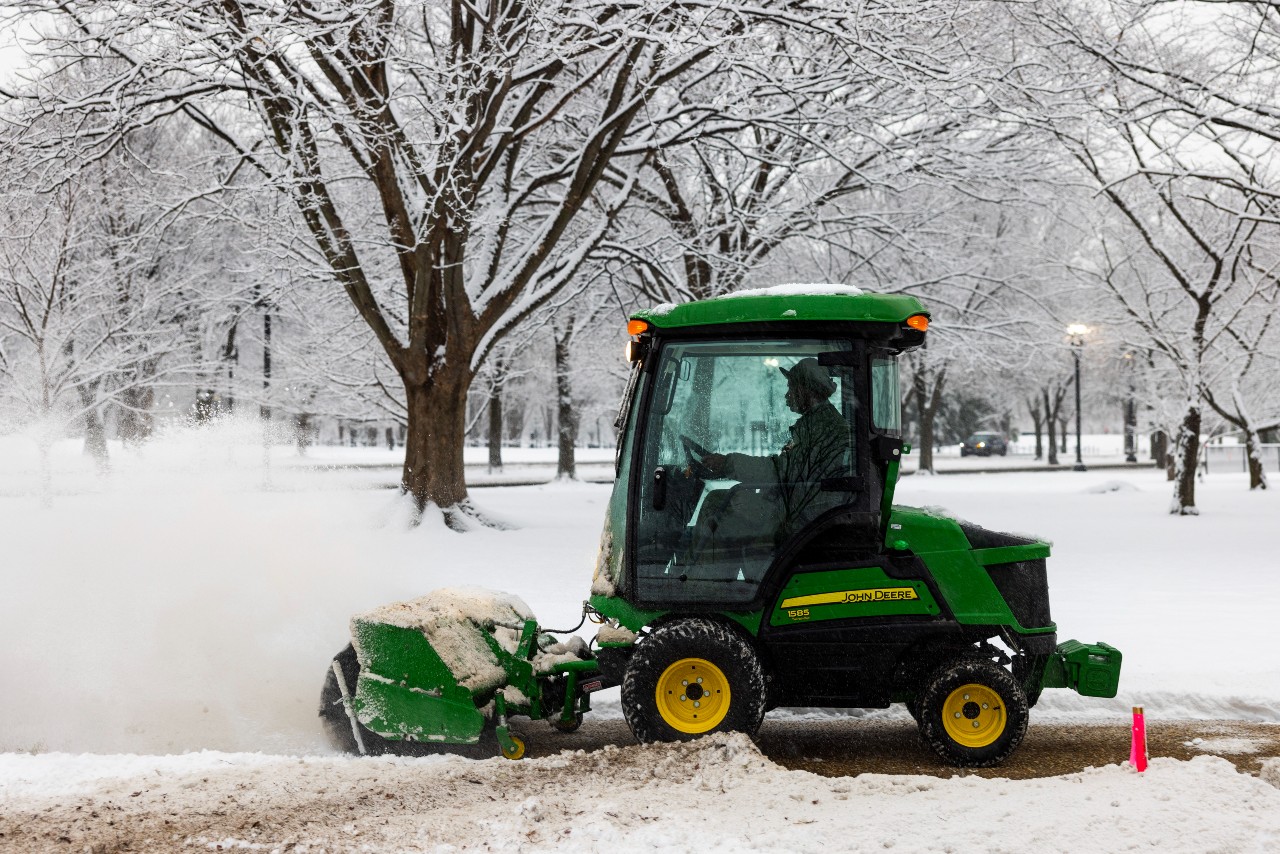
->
{"left": 942, "top": 683, "right": 1006, "bottom": 748}
{"left": 655, "top": 658, "right": 730, "bottom": 734}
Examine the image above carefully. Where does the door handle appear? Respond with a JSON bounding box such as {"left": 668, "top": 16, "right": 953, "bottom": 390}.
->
{"left": 652, "top": 466, "right": 669, "bottom": 510}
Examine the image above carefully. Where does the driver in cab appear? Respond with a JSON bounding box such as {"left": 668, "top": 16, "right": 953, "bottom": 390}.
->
{"left": 700, "top": 357, "right": 847, "bottom": 494}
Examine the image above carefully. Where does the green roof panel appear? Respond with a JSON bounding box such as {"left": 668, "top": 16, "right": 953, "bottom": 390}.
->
{"left": 631, "top": 285, "right": 927, "bottom": 330}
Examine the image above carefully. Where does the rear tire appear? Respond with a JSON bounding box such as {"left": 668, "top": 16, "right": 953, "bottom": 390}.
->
{"left": 917, "top": 658, "right": 1028, "bottom": 767}
{"left": 622, "top": 618, "right": 766, "bottom": 743}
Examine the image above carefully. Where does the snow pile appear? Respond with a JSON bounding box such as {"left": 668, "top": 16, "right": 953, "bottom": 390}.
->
{"left": 531, "top": 634, "right": 592, "bottom": 673}
{"left": 644, "top": 284, "right": 867, "bottom": 315}
{"left": 354, "top": 587, "right": 534, "bottom": 693}
{"left": 1084, "top": 480, "right": 1141, "bottom": 494}
{"left": 3, "top": 736, "right": 1280, "bottom": 852}
{"left": 1184, "top": 736, "right": 1262, "bottom": 754}
{"left": 595, "top": 624, "right": 638, "bottom": 645}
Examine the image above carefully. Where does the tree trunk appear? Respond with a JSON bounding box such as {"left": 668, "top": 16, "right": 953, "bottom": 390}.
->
{"left": 82, "top": 408, "right": 109, "bottom": 470}
{"left": 1044, "top": 389, "right": 1059, "bottom": 466}
{"left": 295, "top": 413, "right": 312, "bottom": 456}
{"left": 1027, "top": 397, "right": 1043, "bottom": 460}
{"left": 1208, "top": 383, "right": 1270, "bottom": 491}
{"left": 1151, "top": 430, "right": 1167, "bottom": 469}
{"left": 402, "top": 364, "right": 474, "bottom": 525}
{"left": 117, "top": 382, "right": 156, "bottom": 444}
{"left": 1244, "top": 426, "right": 1267, "bottom": 490}
{"left": 554, "top": 334, "right": 577, "bottom": 480}
{"left": 910, "top": 367, "right": 946, "bottom": 474}
{"left": 77, "top": 382, "right": 109, "bottom": 471}
{"left": 487, "top": 386, "right": 504, "bottom": 473}
{"left": 1059, "top": 419, "right": 1069, "bottom": 453}
{"left": 118, "top": 358, "right": 159, "bottom": 443}
{"left": 1170, "top": 404, "right": 1200, "bottom": 515}
{"left": 221, "top": 317, "right": 239, "bottom": 414}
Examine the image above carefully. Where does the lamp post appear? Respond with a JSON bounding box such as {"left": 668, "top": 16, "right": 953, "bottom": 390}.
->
{"left": 1067, "top": 324, "right": 1089, "bottom": 472}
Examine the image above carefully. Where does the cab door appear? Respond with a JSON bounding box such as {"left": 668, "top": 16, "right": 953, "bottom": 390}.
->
{"left": 629, "top": 336, "right": 866, "bottom": 609}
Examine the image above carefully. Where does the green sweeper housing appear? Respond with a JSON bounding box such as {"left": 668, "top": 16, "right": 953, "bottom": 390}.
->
{"left": 320, "top": 285, "right": 1122, "bottom": 767}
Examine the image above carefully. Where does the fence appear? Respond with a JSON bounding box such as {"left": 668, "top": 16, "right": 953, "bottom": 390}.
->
{"left": 1202, "top": 443, "right": 1280, "bottom": 475}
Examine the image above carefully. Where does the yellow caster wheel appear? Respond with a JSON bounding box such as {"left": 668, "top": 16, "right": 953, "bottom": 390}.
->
{"left": 501, "top": 735, "right": 526, "bottom": 760}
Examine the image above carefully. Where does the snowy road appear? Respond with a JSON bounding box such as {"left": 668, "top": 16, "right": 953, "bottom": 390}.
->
{"left": 522, "top": 714, "right": 1280, "bottom": 780}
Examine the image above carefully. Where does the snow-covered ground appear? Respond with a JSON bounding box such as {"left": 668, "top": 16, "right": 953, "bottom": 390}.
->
{"left": 1, "top": 423, "right": 1278, "bottom": 851}
{"left": 4, "top": 736, "right": 1279, "bottom": 852}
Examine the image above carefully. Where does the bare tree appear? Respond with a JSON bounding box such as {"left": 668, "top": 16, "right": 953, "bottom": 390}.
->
{"left": 1014, "top": 1, "right": 1280, "bottom": 511}
{"left": 7, "top": 0, "right": 924, "bottom": 525}
{"left": 0, "top": 170, "right": 195, "bottom": 501}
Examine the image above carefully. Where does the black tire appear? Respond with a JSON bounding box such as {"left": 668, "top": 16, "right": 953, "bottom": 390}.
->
{"left": 550, "top": 713, "right": 584, "bottom": 733}
{"left": 621, "top": 618, "right": 766, "bottom": 743}
{"left": 905, "top": 697, "right": 922, "bottom": 724}
{"left": 916, "top": 658, "right": 1028, "bottom": 767}
{"left": 319, "top": 645, "right": 495, "bottom": 758}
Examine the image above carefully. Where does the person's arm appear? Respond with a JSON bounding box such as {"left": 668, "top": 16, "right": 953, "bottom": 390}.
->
{"left": 721, "top": 451, "right": 780, "bottom": 483}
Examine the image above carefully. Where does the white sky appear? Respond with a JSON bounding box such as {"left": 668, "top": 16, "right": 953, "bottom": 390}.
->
{"left": 0, "top": 17, "right": 40, "bottom": 87}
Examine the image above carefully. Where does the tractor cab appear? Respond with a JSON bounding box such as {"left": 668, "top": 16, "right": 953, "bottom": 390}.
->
{"left": 592, "top": 285, "right": 927, "bottom": 611}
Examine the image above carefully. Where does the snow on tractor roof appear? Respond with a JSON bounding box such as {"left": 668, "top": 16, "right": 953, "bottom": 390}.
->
{"left": 634, "top": 284, "right": 926, "bottom": 330}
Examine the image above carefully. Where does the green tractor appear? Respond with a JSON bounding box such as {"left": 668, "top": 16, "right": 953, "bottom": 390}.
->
{"left": 320, "top": 285, "right": 1122, "bottom": 767}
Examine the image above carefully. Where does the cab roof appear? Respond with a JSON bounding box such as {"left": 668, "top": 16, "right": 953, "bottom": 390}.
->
{"left": 630, "top": 284, "right": 928, "bottom": 330}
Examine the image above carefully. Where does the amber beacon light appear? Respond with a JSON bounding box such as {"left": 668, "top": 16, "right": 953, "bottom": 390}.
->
{"left": 906, "top": 314, "right": 929, "bottom": 331}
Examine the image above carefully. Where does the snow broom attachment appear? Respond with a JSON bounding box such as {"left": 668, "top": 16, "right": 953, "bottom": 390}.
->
{"left": 342, "top": 587, "right": 600, "bottom": 758}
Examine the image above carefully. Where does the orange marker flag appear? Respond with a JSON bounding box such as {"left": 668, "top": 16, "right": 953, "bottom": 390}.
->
{"left": 1130, "top": 706, "right": 1148, "bottom": 772}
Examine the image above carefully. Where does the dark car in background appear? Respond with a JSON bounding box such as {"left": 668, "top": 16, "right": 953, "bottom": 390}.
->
{"left": 961, "top": 432, "right": 1008, "bottom": 457}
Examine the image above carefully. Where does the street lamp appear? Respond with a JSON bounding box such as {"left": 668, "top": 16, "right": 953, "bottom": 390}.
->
{"left": 1067, "top": 324, "right": 1089, "bottom": 472}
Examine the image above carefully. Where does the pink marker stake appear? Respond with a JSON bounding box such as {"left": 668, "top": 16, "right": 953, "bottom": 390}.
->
{"left": 1130, "top": 706, "right": 1148, "bottom": 772}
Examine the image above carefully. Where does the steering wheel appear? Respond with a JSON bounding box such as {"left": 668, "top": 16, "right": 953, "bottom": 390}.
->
{"left": 680, "top": 434, "right": 715, "bottom": 479}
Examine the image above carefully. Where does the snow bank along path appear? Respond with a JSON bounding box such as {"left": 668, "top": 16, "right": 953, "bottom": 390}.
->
{"left": 2, "top": 736, "right": 1279, "bottom": 853}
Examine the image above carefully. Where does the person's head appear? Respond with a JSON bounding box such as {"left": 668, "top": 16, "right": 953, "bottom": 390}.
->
{"left": 781, "top": 358, "right": 836, "bottom": 414}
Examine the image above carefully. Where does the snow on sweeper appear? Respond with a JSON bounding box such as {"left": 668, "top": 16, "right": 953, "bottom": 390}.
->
{"left": 320, "top": 285, "right": 1123, "bottom": 767}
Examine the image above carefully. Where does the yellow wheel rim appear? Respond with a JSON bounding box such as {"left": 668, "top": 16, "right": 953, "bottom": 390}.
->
{"left": 941, "top": 683, "right": 1007, "bottom": 748}
{"left": 656, "top": 657, "right": 730, "bottom": 734}
{"left": 501, "top": 735, "right": 526, "bottom": 760}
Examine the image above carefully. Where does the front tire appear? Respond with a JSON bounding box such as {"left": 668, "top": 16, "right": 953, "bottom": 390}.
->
{"left": 622, "top": 618, "right": 766, "bottom": 743}
{"left": 917, "top": 658, "right": 1028, "bottom": 767}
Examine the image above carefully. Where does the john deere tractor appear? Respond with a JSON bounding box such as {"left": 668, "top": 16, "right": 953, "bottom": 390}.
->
{"left": 320, "top": 285, "right": 1121, "bottom": 767}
